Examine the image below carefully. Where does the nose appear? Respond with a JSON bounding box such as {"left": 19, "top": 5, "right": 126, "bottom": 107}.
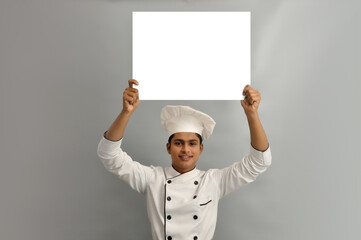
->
{"left": 181, "top": 144, "right": 190, "bottom": 153}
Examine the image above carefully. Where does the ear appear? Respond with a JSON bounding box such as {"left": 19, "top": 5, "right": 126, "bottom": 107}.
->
{"left": 199, "top": 143, "right": 203, "bottom": 154}
{"left": 166, "top": 143, "right": 171, "bottom": 154}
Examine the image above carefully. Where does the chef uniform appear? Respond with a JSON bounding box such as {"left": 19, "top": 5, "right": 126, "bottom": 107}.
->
{"left": 97, "top": 105, "right": 272, "bottom": 240}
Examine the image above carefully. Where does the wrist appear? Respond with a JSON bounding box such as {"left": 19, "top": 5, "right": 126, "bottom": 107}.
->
{"left": 245, "top": 111, "right": 259, "bottom": 120}
{"left": 121, "top": 108, "right": 134, "bottom": 116}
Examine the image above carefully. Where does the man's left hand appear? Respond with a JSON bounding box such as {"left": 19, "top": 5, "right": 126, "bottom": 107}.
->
{"left": 241, "top": 85, "right": 261, "bottom": 116}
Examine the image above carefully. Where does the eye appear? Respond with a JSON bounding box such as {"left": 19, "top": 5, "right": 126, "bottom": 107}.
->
{"left": 190, "top": 142, "right": 197, "bottom": 146}
{"left": 174, "top": 142, "right": 181, "bottom": 146}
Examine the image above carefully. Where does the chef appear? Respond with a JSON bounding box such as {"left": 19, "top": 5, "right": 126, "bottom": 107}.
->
{"left": 97, "top": 79, "right": 271, "bottom": 240}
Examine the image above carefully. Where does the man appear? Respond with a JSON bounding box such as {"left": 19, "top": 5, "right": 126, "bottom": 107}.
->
{"left": 97, "top": 79, "right": 271, "bottom": 240}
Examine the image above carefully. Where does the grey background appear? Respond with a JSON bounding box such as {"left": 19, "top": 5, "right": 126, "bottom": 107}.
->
{"left": 0, "top": 0, "right": 360, "bottom": 239}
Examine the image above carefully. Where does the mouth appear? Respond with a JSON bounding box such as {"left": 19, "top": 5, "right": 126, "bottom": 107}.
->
{"left": 179, "top": 155, "right": 193, "bottom": 161}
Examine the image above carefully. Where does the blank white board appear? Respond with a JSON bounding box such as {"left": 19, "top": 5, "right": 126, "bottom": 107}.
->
{"left": 132, "top": 11, "right": 250, "bottom": 100}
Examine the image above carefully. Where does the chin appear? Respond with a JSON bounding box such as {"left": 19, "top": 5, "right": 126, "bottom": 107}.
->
{"left": 173, "top": 163, "right": 195, "bottom": 172}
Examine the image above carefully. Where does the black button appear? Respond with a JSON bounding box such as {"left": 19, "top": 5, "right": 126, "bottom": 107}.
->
{"left": 167, "top": 180, "right": 172, "bottom": 184}
{"left": 193, "top": 236, "right": 198, "bottom": 240}
{"left": 167, "top": 236, "right": 172, "bottom": 240}
{"left": 194, "top": 181, "right": 198, "bottom": 185}
{"left": 193, "top": 195, "right": 197, "bottom": 199}
{"left": 167, "top": 215, "right": 172, "bottom": 220}
{"left": 167, "top": 196, "right": 171, "bottom": 201}
{"left": 193, "top": 215, "right": 198, "bottom": 220}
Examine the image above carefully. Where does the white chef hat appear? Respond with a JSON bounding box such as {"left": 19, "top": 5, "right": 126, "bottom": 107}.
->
{"left": 161, "top": 105, "right": 216, "bottom": 140}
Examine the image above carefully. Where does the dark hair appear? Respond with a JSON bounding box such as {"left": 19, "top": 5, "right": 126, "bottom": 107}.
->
{"left": 168, "top": 133, "right": 203, "bottom": 145}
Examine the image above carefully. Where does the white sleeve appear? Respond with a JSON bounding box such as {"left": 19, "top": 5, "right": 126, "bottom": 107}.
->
{"left": 97, "top": 133, "right": 154, "bottom": 195}
{"left": 211, "top": 145, "right": 272, "bottom": 199}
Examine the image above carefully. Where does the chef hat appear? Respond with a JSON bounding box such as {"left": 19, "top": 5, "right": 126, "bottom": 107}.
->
{"left": 161, "top": 105, "right": 216, "bottom": 140}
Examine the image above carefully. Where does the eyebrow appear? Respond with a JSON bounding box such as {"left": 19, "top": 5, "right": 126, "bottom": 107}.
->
{"left": 173, "top": 139, "right": 199, "bottom": 143}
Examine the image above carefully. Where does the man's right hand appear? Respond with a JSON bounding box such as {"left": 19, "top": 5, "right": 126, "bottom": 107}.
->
{"left": 122, "top": 79, "right": 140, "bottom": 113}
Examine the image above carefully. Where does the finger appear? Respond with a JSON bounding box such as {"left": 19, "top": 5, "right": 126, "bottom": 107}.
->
{"left": 244, "top": 90, "right": 260, "bottom": 102}
{"left": 130, "top": 88, "right": 139, "bottom": 100}
{"left": 124, "top": 92, "right": 135, "bottom": 100}
{"left": 250, "top": 91, "right": 261, "bottom": 99}
{"left": 125, "top": 93, "right": 138, "bottom": 104}
{"left": 246, "top": 96, "right": 252, "bottom": 105}
{"left": 253, "top": 95, "right": 261, "bottom": 101}
{"left": 126, "top": 91, "right": 138, "bottom": 100}
{"left": 134, "top": 98, "right": 140, "bottom": 106}
{"left": 242, "top": 99, "right": 249, "bottom": 106}
{"left": 125, "top": 88, "right": 139, "bottom": 97}
{"left": 248, "top": 94, "right": 261, "bottom": 103}
{"left": 242, "top": 85, "right": 252, "bottom": 96}
{"left": 240, "top": 100, "right": 246, "bottom": 107}
{"left": 124, "top": 89, "right": 136, "bottom": 99}
{"left": 245, "top": 89, "right": 258, "bottom": 96}
{"left": 125, "top": 87, "right": 138, "bottom": 95}
{"left": 123, "top": 99, "right": 130, "bottom": 108}
{"left": 247, "top": 97, "right": 260, "bottom": 105}
{"left": 128, "top": 79, "right": 139, "bottom": 88}
{"left": 244, "top": 86, "right": 258, "bottom": 95}
{"left": 126, "top": 87, "right": 138, "bottom": 93}
{"left": 246, "top": 95, "right": 259, "bottom": 105}
{"left": 124, "top": 95, "right": 135, "bottom": 104}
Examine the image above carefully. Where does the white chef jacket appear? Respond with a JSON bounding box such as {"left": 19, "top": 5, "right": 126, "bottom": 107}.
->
{"left": 97, "top": 134, "right": 272, "bottom": 240}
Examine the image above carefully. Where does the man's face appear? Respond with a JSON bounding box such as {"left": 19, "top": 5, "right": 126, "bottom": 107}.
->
{"left": 166, "top": 132, "right": 203, "bottom": 174}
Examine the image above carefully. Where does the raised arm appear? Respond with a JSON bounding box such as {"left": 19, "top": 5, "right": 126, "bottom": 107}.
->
{"left": 98, "top": 79, "right": 154, "bottom": 194}
{"left": 241, "top": 85, "right": 269, "bottom": 152}
{"left": 211, "top": 85, "right": 271, "bottom": 198}
{"left": 105, "top": 79, "right": 140, "bottom": 141}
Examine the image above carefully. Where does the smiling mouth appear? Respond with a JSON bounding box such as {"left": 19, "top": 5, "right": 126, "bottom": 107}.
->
{"left": 179, "top": 155, "right": 192, "bottom": 161}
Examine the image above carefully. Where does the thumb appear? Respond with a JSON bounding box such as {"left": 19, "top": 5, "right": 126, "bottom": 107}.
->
{"left": 240, "top": 99, "right": 247, "bottom": 108}
{"left": 123, "top": 97, "right": 130, "bottom": 108}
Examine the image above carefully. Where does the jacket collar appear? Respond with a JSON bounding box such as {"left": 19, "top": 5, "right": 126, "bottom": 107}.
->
{"left": 164, "top": 166, "right": 200, "bottom": 182}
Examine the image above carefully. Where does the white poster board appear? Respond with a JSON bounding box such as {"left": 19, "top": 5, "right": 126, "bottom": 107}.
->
{"left": 132, "top": 11, "right": 250, "bottom": 100}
